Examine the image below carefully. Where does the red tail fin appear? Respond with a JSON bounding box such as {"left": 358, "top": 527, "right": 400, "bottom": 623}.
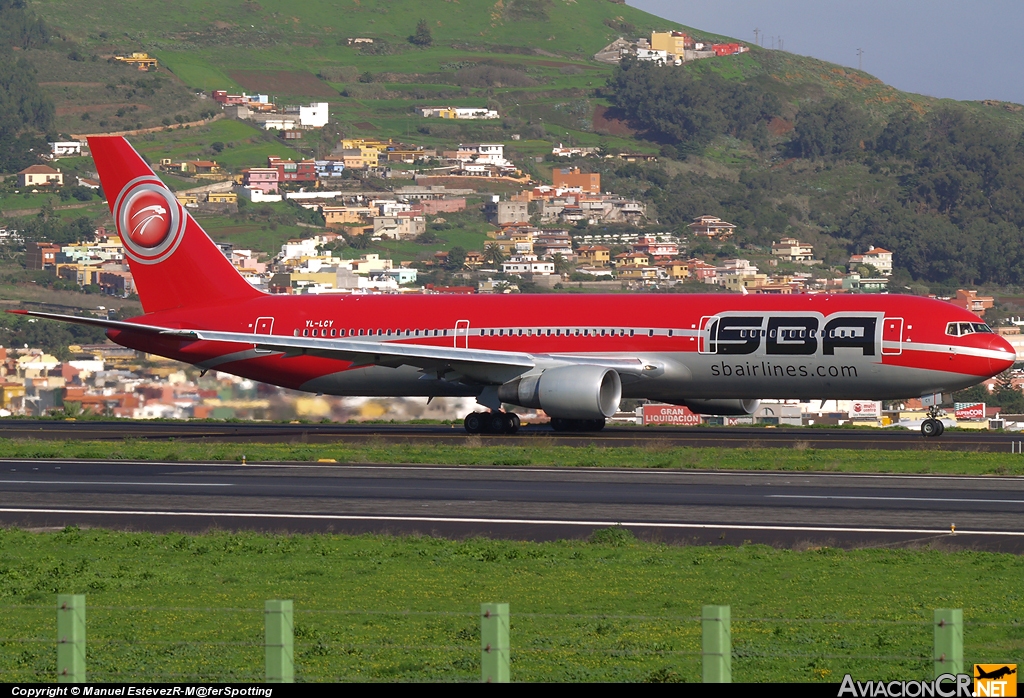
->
{"left": 89, "top": 136, "right": 262, "bottom": 314}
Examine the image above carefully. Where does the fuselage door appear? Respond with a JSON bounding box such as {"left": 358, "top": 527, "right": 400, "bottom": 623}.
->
{"left": 882, "top": 317, "right": 903, "bottom": 355}
{"left": 454, "top": 319, "right": 470, "bottom": 349}
{"left": 698, "top": 315, "right": 717, "bottom": 354}
{"left": 254, "top": 316, "right": 274, "bottom": 354}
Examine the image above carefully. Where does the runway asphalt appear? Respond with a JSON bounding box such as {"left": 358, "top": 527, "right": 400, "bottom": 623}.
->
{"left": 1, "top": 458, "right": 1022, "bottom": 551}
{"left": 1, "top": 419, "right": 1021, "bottom": 451}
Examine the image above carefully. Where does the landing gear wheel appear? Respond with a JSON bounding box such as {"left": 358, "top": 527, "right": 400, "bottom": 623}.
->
{"left": 485, "top": 412, "right": 507, "bottom": 434}
{"left": 464, "top": 412, "right": 485, "bottom": 434}
{"left": 921, "top": 418, "right": 941, "bottom": 438}
{"left": 508, "top": 413, "right": 521, "bottom": 432}
{"left": 935, "top": 420, "right": 945, "bottom": 436}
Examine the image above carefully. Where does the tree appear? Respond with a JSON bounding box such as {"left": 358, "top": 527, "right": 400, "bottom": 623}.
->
{"left": 552, "top": 252, "right": 571, "bottom": 275}
{"left": 409, "top": 19, "right": 432, "bottom": 47}
{"left": 483, "top": 242, "right": 506, "bottom": 267}
{"left": 444, "top": 246, "right": 466, "bottom": 271}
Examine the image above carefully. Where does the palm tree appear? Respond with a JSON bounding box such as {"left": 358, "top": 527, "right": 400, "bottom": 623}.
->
{"left": 552, "top": 252, "right": 572, "bottom": 276}
{"left": 483, "top": 242, "right": 506, "bottom": 267}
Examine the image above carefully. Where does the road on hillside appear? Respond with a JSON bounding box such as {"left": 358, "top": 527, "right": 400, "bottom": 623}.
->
{"left": 1, "top": 459, "right": 1021, "bottom": 551}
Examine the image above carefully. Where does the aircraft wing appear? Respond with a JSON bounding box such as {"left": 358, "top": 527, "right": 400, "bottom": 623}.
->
{"left": 8, "top": 309, "right": 537, "bottom": 384}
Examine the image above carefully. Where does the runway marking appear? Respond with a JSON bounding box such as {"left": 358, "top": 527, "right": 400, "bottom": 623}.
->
{"left": 0, "top": 480, "right": 232, "bottom": 487}
{"left": 2, "top": 459, "right": 1024, "bottom": 483}
{"left": 0, "top": 507, "right": 1021, "bottom": 537}
{"left": 768, "top": 495, "right": 1024, "bottom": 504}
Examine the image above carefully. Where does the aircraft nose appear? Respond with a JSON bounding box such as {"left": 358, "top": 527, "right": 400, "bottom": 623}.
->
{"left": 989, "top": 334, "right": 1017, "bottom": 375}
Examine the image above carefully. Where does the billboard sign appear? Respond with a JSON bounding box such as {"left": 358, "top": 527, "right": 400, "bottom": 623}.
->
{"left": 642, "top": 404, "right": 701, "bottom": 426}
{"left": 850, "top": 400, "right": 881, "bottom": 418}
{"left": 954, "top": 402, "right": 986, "bottom": 420}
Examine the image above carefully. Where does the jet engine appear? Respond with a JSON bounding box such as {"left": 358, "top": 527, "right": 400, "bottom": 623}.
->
{"left": 497, "top": 365, "right": 621, "bottom": 420}
{"left": 681, "top": 398, "right": 760, "bottom": 416}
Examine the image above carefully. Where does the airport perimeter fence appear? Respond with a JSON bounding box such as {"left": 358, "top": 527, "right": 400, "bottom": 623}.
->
{"left": 0, "top": 596, "right": 1018, "bottom": 683}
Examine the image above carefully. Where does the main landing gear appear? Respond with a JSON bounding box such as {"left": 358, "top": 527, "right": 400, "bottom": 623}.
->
{"left": 921, "top": 406, "right": 945, "bottom": 438}
{"left": 464, "top": 411, "right": 521, "bottom": 434}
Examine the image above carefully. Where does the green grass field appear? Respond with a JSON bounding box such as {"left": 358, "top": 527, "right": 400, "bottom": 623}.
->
{"left": 0, "top": 528, "right": 1020, "bottom": 682}
{"left": 195, "top": 214, "right": 313, "bottom": 256}
{"left": 130, "top": 120, "right": 305, "bottom": 169}
{"left": 1, "top": 439, "right": 1023, "bottom": 476}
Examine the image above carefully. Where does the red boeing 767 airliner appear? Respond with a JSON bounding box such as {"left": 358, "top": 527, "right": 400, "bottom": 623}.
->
{"left": 10, "top": 137, "right": 1016, "bottom": 436}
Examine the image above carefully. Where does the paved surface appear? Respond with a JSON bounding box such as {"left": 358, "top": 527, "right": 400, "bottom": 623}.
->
{"left": 1, "top": 419, "right": 1022, "bottom": 451}
{"left": 1, "top": 459, "right": 1022, "bottom": 551}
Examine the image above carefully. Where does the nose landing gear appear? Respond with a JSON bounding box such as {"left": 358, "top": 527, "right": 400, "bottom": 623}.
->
{"left": 464, "top": 411, "right": 521, "bottom": 434}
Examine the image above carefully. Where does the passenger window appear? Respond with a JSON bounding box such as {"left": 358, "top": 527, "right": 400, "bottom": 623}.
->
{"left": 312, "top": 329, "right": 318, "bottom": 337}
{"left": 302, "top": 329, "right": 309, "bottom": 337}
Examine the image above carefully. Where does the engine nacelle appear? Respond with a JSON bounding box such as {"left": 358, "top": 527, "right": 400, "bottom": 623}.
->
{"left": 498, "top": 365, "right": 621, "bottom": 420}
{"left": 681, "top": 398, "right": 760, "bottom": 416}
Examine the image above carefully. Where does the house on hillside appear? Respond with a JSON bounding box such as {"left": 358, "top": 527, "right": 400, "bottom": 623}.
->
{"left": 18, "top": 165, "right": 63, "bottom": 187}
{"left": 552, "top": 168, "right": 600, "bottom": 195}
{"left": 688, "top": 215, "right": 736, "bottom": 239}
{"left": 771, "top": 237, "right": 816, "bottom": 263}
{"left": 848, "top": 246, "right": 893, "bottom": 276}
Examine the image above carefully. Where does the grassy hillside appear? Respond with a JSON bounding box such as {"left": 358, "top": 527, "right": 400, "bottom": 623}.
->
{"left": 33, "top": 0, "right": 696, "bottom": 57}
{"left": 14, "top": 0, "right": 1024, "bottom": 294}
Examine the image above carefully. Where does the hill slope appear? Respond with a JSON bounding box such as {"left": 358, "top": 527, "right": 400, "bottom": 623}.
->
{"left": 16, "top": 0, "right": 1024, "bottom": 297}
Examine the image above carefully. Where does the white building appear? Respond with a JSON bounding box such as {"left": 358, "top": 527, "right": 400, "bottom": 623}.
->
{"left": 848, "top": 246, "right": 893, "bottom": 276}
{"left": 456, "top": 144, "right": 507, "bottom": 166}
{"left": 502, "top": 255, "right": 555, "bottom": 276}
{"left": 49, "top": 141, "right": 83, "bottom": 157}
{"left": 277, "top": 238, "right": 320, "bottom": 262}
{"left": 419, "top": 107, "right": 499, "bottom": 120}
{"left": 635, "top": 48, "right": 669, "bottom": 64}
{"left": 283, "top": 102, "right": 329, "bottom": 129}
{"left": 253, "top": 115, "right": 298, "bottom": 131}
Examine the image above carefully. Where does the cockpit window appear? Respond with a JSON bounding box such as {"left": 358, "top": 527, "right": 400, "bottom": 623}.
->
{"left": 946, "top": 322, "right": 994, "bottom": 336}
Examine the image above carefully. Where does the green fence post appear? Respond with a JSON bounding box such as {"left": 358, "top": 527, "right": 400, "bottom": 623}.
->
{"left": 480, "top": 602, "right": 509, "bottom": 683}
{"left": 265, "top": 600, "right": 294, "bottom": 683}
{"left": 702, "top": 604, "right": 731, "bottom": 683}
{"left": 56, "top": 594, "right": 85, "bottom": 683}
{"left": 933, "top": 608, "right": 963, "bottom": 678}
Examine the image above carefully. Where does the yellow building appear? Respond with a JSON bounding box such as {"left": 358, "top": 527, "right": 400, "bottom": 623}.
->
{"left": 662, "top": 262, "right": 689, "bottom": 280}
{"left": 1, "top": 382, "right": 25, "bottom": 409}
{"left": 56, "top": 263, "right": 100, "bottom": 287}
{"left": 341, "top": 139, "right": 388, "bottom": 164}
{"left": 577, "top": 245, "right": 611, "bottom": 267}
{"left": 175, "top": 193, "right": 199, "bottom": 205}
{"left": 722, "top": 273, "right": 769, "bottom": 292}
{"left": 650, "top": 31, "right": 692, "bottom": 57}
{"left": 208, "top": 192, "right": 237, "bottom": 204}
{"left": 321, "top": 206, "right": 375, "bottom": 227}
{"left": 115, "top": 52, "right": 158, "bottom": 70}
